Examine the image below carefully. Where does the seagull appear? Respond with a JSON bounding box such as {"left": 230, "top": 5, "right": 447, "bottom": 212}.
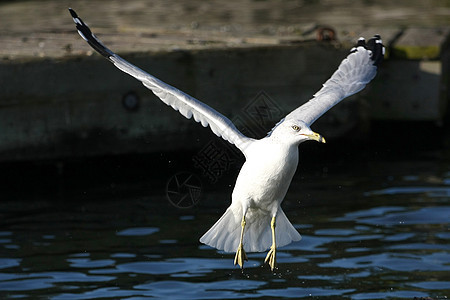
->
{"left": 69, "top": 8, "right": 384, "bottom": 271}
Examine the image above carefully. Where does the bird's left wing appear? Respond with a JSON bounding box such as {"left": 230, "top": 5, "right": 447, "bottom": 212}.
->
{"left": 280, "top": 35, "right": 384, "bottom": 128}
{"left": 69, "top": 8, "right": 252, "bottom": 153}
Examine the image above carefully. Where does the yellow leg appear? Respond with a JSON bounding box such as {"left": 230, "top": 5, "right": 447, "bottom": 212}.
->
{"left": 234, "top": 215, "right": 248, "bottom": 269}
{"left": 264, "top": 216, "right": 277, "bottom": 271}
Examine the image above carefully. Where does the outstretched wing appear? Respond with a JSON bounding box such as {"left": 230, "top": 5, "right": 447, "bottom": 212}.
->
{"left": 69, "top": 8, "right": 253, "bottom": 153}
{"left": 280, "top": 35, "right": 384, "bottom": 128}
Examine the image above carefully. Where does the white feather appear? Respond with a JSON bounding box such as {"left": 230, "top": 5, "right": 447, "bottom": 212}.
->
{"left": 200, "top": 204, "right": 301, "bottom": 253}
{"left": 270, "top": 45, "right": 378, "bottom": 133}
{"left": 110, "top": 56, "right": 253, "bottom": 154}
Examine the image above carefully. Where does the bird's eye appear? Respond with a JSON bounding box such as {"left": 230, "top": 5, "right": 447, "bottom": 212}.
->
{"left": 291, "top": 125, "right": 301, "bottom": 131}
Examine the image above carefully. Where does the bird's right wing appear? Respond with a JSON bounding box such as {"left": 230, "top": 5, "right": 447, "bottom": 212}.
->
{"left": 69, "top": 8, "right": 253, "bottom": 153}
{"left": 278, "top": 35, "right": 384, "bottom": 128}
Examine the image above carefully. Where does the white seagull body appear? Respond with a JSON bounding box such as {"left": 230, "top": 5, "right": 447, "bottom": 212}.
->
{"left": 69, "top": 8, "right": 384, "bottom": 271}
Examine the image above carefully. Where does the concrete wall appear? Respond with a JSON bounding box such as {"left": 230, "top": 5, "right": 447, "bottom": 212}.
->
{"left": 0, "top": 44, "right": 357, "bottom": 161}
{"left": 1, "top": 27, "right": 449, "bottom": 162}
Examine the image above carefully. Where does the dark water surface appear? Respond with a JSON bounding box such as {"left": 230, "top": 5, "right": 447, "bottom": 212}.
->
{"left": 0, "top": 148, "right": 449, "bottom": 299}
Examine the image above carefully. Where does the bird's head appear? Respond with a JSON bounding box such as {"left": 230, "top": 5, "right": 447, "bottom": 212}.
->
{"left": 269, "top": 120, "right": 326, "bottom": 145}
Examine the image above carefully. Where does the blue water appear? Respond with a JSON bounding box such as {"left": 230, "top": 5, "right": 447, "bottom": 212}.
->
{"left": 0, "top": 155, "right": 449, "bottom": 299}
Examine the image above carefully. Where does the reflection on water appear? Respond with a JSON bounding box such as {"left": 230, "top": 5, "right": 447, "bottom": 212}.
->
{"left": 0, "top": 154, "right": 449, "bottom": 299}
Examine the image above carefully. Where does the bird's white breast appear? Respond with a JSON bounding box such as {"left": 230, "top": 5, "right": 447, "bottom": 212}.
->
{"left": 232, "top": 140, "right": 299, "bottom": 212}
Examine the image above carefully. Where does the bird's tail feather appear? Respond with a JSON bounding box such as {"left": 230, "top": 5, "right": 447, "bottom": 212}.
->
{"left": 200, "top": 206, "right": 242, "bottom": 253}
{"left": 273, "top": 209, "right": 302, "bottom": 248}
{"left": 200, "top": 205, "right": 301, "bottom": 253}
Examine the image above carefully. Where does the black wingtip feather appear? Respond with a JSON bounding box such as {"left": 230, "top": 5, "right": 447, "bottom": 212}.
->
{"left": 68, "top": 8, "right": 114, "bottom": 59}
{"left": 351, "top": 35, "right": 385, "bottom": 66}
{"left": 366, "top": 35, "right": 384, "bottom": 66}
{"left": 68, "top": 7, "right": 77, "bottom": 18}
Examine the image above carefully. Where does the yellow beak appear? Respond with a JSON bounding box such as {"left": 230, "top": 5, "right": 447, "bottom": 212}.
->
{"left": 304, "top": 132, "right": 326, "bottom": 143}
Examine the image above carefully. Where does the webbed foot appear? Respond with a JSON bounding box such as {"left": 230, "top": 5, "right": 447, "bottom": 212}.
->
{"left": 234, "top": 244, "right": 248, "bottom": 269}
{"left": 265, "top": 216, "right": 277, "bottom": 271}
{"left": 264, "top": 245, "right": 276, "bottom": 271}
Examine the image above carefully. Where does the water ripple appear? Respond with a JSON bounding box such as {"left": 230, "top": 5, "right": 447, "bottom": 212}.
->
{"left": 337, "top": 206, "right": 450, "bottom": 226}
{"left": 0, "top": 258, "right": 21, "bottom": 270}
{"left": 116, "top": 227, "right": 159, "bottom": 236}
{"left": 0, "top": 272, "right": 115, "bottom": 291}
{"left": 90, "top": 258, "right": 246, "bottom": 276}
{"left": 319, "top": 252, "right": 450, "bottom": 272}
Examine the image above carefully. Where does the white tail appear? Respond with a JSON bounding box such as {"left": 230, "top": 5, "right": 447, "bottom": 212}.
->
{"left": 200, "top": 204, "right": 301, "bottom": 253}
